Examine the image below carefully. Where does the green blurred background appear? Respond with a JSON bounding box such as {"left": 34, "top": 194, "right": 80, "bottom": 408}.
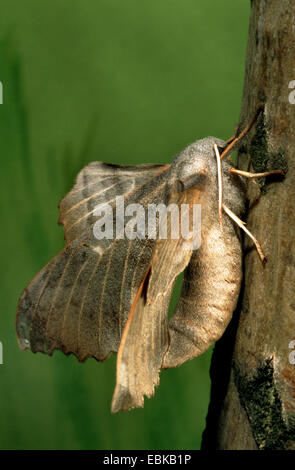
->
{"left": 0, "top": 0, "right": 250, "bottom": 450}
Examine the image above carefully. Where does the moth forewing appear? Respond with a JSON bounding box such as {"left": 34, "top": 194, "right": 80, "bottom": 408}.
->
{"left": 112, "top": 188, "right": 204, "bottom": 412}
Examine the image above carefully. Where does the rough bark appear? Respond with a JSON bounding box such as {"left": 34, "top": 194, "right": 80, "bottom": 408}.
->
{"left": 202, "top": 0, "right": 295, "bottom": 450}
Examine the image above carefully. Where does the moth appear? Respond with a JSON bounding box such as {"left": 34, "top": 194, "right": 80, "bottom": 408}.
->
{"left": 15, "top": 112, "right": 283, "bottom": 412}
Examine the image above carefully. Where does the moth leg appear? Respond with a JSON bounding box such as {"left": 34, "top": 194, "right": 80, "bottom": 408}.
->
{"left": 220, "top": 107, "right": 263, "bottom": 160}
{"left": 227, "top": 168, "right": 284, "bottom": 262}
{"left": 222, "top": 203, "right": 266, "bottom": 264}
{"left": 230, "top": 168, "right": 284, "bottom": 178}
{"left": 225, "top": 124, "right": 239, "bottom": 145}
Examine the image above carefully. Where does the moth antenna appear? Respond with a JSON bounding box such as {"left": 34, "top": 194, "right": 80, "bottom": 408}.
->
{"left": 222, "top": 203, "right": 266, "bottom": 264}
{"left": 230, "top": 168, "right": 284, "bottom": 178}
{"left": 225, "top": 124, "right": 239, "bottom": 145}
{"left": 213, "top": 144, "right": 223, "bottom": 223}
{"left": 220, "top": 107, "right": 263, "bottom": 160}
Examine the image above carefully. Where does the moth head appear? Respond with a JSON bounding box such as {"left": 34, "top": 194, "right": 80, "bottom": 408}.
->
{"left": 169, "top": 137, "right": 246, "bottom": 217}
{"left": 170, "top": 136, "right": 227, "bottom": 191}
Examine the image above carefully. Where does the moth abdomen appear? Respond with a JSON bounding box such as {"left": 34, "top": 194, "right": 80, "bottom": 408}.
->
{"left": 163, "top": 212, "right": 243, "bottom": 369}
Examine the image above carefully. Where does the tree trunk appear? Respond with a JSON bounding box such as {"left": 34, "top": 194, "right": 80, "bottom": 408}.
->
{"left": 202, "top": 0, "right": 295, "bottom": 450}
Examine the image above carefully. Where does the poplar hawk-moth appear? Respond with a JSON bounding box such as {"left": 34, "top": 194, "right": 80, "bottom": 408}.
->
{"left": 16, "top": 122, "right": 282, "bottom": 412}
